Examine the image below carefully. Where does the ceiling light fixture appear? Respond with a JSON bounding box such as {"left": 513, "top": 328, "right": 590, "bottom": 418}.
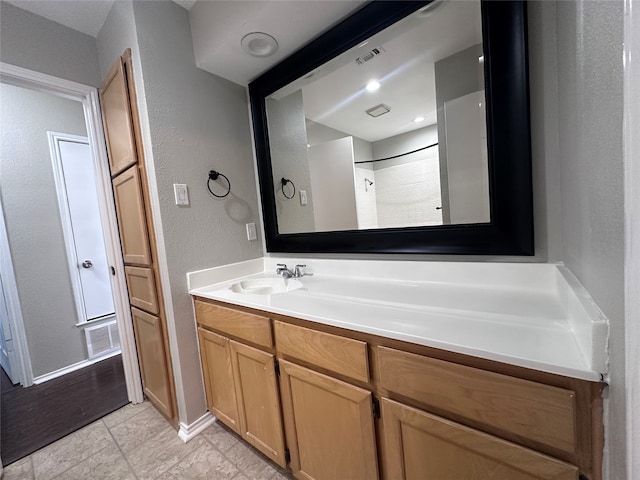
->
{"left": 413, "top": 116, "right": 425, "bottom": 123}
{"left": 241, "top": 32, "right": 279, "bottom": 57}
{"left": 366, "top": 104, "right": 391, "bottom": 118}
{"left": 366, "top": 79, "right": 381, "bottom": 92}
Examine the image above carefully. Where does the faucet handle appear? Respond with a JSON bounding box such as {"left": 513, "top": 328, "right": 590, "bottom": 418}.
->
{"left": 276, "top": 263, "right": 290, "bottom": 276}
{"left": 294, "top": 264, "right": 312, "bottom": 278}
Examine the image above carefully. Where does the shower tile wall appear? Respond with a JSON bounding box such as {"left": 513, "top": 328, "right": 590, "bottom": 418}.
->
{"left": 371, "top": 152, "right": 442, "bottom": 228}
{"left": 354, "top": 165, "right": 378, "bottom": 229}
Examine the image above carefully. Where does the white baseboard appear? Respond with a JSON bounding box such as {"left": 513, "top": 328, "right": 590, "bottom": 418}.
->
{"left": 178, "top": 411, "right": 216, "bottom": 443}
{"left": 33, "top": 350, "right": 121, "bottom": 385}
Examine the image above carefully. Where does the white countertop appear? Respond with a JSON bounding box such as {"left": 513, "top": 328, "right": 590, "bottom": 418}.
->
{"left": 188, "top": 257, "right": 608, "bottom": 381}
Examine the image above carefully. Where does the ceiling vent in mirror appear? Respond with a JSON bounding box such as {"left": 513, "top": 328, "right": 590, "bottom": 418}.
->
{"left": 355, "top": 46, "right": 385, "bottom": 65}
{"left": 366, "top": 104, "right": 391, "bottom": 118}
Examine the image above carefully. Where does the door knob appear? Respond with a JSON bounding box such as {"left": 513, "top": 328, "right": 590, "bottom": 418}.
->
{"left": 81, "top": 260, "right": 93, "bottom": 269}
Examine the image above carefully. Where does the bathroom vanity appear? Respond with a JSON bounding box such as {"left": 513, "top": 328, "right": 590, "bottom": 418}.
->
{"left": 189, "top": 258, "right": 607, "bottom": 480}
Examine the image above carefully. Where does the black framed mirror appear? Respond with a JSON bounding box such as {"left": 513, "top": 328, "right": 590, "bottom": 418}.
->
{"left": 249, "top": 0, "right": 533, "bottom": 255}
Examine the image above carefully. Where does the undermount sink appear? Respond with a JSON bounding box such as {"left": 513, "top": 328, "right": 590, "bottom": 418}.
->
{"left": 229, "top": 277, "right": 303, "bottom": 295}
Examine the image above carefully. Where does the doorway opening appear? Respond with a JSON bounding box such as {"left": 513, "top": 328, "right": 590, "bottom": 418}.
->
{"left": 0, "top": 63, "right": 142, "bottom": 466}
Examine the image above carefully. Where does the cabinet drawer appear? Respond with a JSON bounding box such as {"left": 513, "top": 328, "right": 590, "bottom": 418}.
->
{"left": 274, "top": 321, "right": 369, "bottom": 383}
{"left": 195, "top": 300, "right": 272, "bottom": 349}
{"left": 377, "top": 346, "right": 576, "bottom": 454}
{"left": 125, "top": 266, "right": 158, "bottom": 314}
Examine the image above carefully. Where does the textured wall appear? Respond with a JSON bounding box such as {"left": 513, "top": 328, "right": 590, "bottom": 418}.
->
{"left": 267, "top": 91, "right": 315, "bottom": 233}
{"left": 555, "top": 2, "right": 626, "bottom": 479}
{"left": 96, "top": 1, "right": 139, "bottom": 79}
{"left": 370, "top": 126, "right": 441, "bottom": 228}
{"left": 0, "top": 83, "right": 88, "bottom": 377}
{"left": 0, "top": 1, "right": 100, "bottom": 86}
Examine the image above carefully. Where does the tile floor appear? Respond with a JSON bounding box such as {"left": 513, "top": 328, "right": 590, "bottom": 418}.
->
{"left": 3, "top": 401, "right": 294, "bottom": 480}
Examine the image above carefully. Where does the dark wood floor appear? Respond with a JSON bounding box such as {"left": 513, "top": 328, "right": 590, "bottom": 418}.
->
{"left": 1, "top": 354, "right": 129, "bottom": 466}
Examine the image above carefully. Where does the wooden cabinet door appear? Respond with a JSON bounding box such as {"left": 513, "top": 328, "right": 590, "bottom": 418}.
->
{"left": 279, "top": 359, "right": 378, "bottom": 480}
{"left": 198, "top": 328, "right": 240, "bottom": 433}
{"left": 230, "top": 341, "right": 286, "bottom": 467}
{"left": 380, "top": 397, "right": 578, "bottom": 480}
{"left": 131, "top": 307, "right": 174, "bottom": 420}
{"left": 112, "top": 166, "right": 151, "bottom": 266}
{"left": 99, "top": 56, "right": 138, "bottom": 176}
{"left": 125, "top": 266, "right": 158, "bottom": 314}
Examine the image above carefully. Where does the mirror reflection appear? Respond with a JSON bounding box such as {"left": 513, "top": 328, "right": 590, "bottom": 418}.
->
{"left": 265, "top": 0, "right": 489, "bottom": 234}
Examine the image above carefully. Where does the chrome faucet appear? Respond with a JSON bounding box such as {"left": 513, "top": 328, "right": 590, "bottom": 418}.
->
{"left": 276, "top": 263, "right": 311, "bottom": 278}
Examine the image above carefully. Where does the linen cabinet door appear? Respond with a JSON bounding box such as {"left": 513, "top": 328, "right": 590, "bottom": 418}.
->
{"left": 279, "top": 359, "right": 378, "bottom": 480}
{"left": 197, "top": 328, "right": 240, "bottom": 434}
{"left": 99, "top": 55, "right": 137, "bottom": 176}
{"left": 229, "top": 340, "right": 286, "bottom": 467}
{"left": 131, "top": 307, "right": 174, "bottom": 420}
{"left": 380, "top": 397, "right": 578, "bottom": 480}
{"left": 112, "top": 166, "right": 151, "bottom": 266}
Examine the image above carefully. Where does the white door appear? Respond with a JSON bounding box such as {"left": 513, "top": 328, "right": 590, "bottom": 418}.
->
{"left": 50, "top": 134, "right": 115, "bottom": 322}
{"left": 0, "top": 273, "right": 18, "bottom": 384}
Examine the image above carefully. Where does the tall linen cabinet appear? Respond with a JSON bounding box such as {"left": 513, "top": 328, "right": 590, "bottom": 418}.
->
{"left": 100, "top": 49, "right": 177, "bottom": 426}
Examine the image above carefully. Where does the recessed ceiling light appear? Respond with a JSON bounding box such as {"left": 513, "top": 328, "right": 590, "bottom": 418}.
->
{"left": 413, "top": 116, "right": 425, "bottom": 123}
{"left": 366, "top": 79, "right": 381, "bottom": 92}
{"left": 241, "top": 32, "right": 279, "bottom": 57}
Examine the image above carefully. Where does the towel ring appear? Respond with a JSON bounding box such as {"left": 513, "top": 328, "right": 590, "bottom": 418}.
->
{"left": 207, "top": 170, "right": 231, "bottom": 198}
{"left": 281, "top": 177, "right": 296, "bottom": 199}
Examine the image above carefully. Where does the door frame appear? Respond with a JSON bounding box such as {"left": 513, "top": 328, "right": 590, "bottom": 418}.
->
{"left": 0, "top": 61, "right": 143, "bottom": 402}
{"left": 0, "top": 195, "right": 32, "bottom": 386}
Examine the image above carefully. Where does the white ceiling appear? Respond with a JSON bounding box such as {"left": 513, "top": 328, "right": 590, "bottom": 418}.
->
{"left": 5, "top": 0, "right": 116, "bottom": 37}
{"left": 280, "top": 1, "right": 483, "bottom": 142}
{"left": 188, "top": 0, "right": 366, "bottom": 86}
{"left": 4, "top": 0, "right": 196, "bottom": 37}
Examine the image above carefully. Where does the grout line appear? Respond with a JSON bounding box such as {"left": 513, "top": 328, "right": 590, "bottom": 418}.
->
{"left": 138, "top": 428, "right": 208, "bottom": 478}
{"left": 48, "top": 441, "right": 114, "bottom": 480}
{"left": 103, "top": 419, "right": 140, "bottom": 480}
{"left": 103, "top": 400, "right": 151, "bottom": 429}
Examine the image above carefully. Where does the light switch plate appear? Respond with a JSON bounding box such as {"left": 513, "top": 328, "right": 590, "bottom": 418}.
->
{"left": 300, "top": 190, "right": 308, "bottom": 205}
{"left": 174, "top": 184, "right": 189, "bottom": 206}
{"left": 246, "top": 222, "right": 257, "bottom": 241}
